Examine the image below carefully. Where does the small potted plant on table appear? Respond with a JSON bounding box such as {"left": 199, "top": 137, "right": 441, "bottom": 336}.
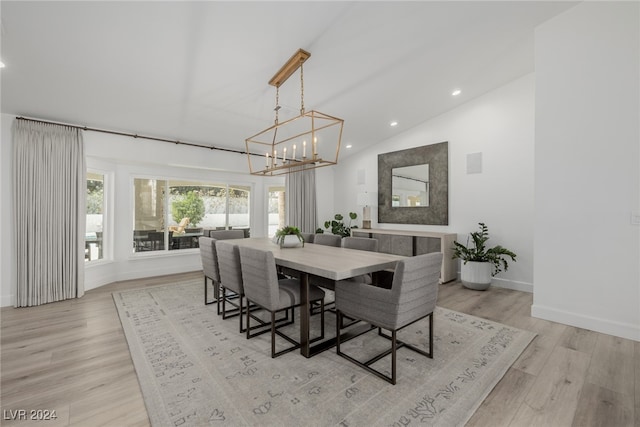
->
{"left": 452, "top": 223, "right": 517, "bottom": 290}
{"left": 275, "top": 226, "right": 305, "bottom": 248}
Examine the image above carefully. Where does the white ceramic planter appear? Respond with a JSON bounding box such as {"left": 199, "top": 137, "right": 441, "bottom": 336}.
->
{"left": 278, "top": 234, "right": 304, "bottom": 248}
{"left": 460, "top": 261, "right": 493, "bottom": 291}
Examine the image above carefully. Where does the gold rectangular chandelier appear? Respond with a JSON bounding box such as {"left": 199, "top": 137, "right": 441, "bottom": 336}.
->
{"left": 245, "top": 49, "right": 344, "bottom": 176}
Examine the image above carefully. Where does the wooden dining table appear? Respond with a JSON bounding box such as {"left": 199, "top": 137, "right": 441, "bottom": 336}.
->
{"left": 226, "top": 237, "right": 406, "bottom": 358}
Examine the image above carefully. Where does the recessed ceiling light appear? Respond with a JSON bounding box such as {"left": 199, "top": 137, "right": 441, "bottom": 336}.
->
{"left": 452, "top": 89, "right": 461, "bottom": 96}
{"left": 390, "top": 121, "right": 398, "bottom": 127}
{"left": 345, "top": 144, "right": 352, "bottom": 149}
{"left": 0, "top": 61, "right": 5, "bottom": 68}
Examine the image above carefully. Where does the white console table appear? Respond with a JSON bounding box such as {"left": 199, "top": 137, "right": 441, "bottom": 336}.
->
{"left": 352, "top": 228, "right": 457, "bottom": 283}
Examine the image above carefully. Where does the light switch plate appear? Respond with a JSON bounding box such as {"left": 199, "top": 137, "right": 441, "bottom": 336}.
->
{"left": 631, "top": 212, "right": 640, "bottom": 225}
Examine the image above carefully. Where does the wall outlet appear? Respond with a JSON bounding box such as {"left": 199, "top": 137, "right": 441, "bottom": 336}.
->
{"left": 632, "top": 212, "right": 640, "bottom": 225}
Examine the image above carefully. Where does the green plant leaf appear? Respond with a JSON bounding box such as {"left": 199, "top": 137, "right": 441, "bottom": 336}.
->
{"left": 275, "top": 225, "right": 303, "bottom": 244}
{"left": 171, "top": 190, "right": 205, "bottom": 226}
{"left": 319, "top": 212, "right": 358, "bottom": 238}
{"left": 451, "top": 222, "right": 517, "bottom": 276}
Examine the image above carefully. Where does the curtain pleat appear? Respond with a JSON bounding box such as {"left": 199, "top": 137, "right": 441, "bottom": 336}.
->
{"left": 13, "top": 120, "right": 86, "bottom": 307}
{"left": 285, "top": 169, "right": 318, "bottom": 233}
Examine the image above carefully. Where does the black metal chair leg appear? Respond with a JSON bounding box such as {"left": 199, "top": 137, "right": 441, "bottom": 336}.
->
{"left": 271, "top": 312, "right": 276, "bottom": 358}
{"left": 391, "top": 330, "right": 397, "bottom": 385}
{"left": 336, "top": 312, "right": 434, "bottom": 385}
{"left": 429, "top": 313, "right": 433, "bottom": 358}
{"left": 204, "top": 277, "right": 217, "bottom": 305}
{"left": 336, "top": 310, "right": 342, "bottom": 354}
{"left": 320, "top": 299, "right": 325, "bottom": 340}
{"left": 222, "top": 287, "right": 227, "bottom": 317}
{"left": 239, "top": 295, "right": 244, "bottom": 333}
{"left": 246, "top": 300, "right": 251, "bottom": 339}
{"left": 217, "top": 283, "right": 222, "bottom": 315}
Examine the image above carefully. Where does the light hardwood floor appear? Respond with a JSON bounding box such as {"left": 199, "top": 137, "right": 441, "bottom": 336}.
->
{"left": 1, "top": 272, "right": 638, "bottom": 426}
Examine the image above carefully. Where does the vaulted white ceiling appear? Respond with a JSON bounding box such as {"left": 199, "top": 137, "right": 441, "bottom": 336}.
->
{"left": 1, "top": 1, "right": 576, "bottom": 158}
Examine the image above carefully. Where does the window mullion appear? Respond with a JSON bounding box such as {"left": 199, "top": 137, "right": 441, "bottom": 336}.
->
{"left": 164, "top": 180, "right": 170, "bottom": 251}
{"left": 225, "top": 184, "right": 230, "bottom": 229}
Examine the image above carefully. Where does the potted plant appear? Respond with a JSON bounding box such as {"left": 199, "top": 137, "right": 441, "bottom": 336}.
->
{"left": 275, "top": 226, "right": 304, "bottom": 248}
{"left": 316, "top": 212, "right": 358, "bottom": 238}
{"left": 452, "top": 222, "right": 517, "bottom": 290}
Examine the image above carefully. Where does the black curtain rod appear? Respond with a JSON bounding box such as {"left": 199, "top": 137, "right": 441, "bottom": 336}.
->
{"left": 15, "top": 116, "right": 252, "bottom": 156}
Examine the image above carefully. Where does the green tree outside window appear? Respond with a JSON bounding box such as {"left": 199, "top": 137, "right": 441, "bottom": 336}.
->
{"left": 171, "top": 191, "right": 205, "bottom": 226}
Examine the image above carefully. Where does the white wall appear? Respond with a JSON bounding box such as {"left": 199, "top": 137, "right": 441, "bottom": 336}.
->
{"left": 330, "top": 73, "right": 536, "bottom": 292}
{"left": 533, "top": 2, "right": 640, "bottom": 341}
{"left": 1, "top": 115, "right": 14, "bottom": 307}
{"left": 0, "top": 113, "right": 278, "bottom": 306}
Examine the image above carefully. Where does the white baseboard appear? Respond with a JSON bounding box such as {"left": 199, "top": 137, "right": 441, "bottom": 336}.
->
{"left": 532, "top": 304, "right": 640, "bottom": 342}
{"left": 491, "top": 277, "right": 533, "bottom": 293}
{"left": 85, "top": 260, "right": 118, "bottom": 291}
{"left": 2, "top": 269, "right": 202, "bottom": 308}
{"left": 453, "top": 273, "right": 533, "bottom": 293}
{"left": 0, "top": 293, "right": 15, "bottom": 307}
{"left": 114, "top": 264, "right": 200, "bottom": 283}
{"left": 84, "top": 252, "right": 202, "bottom": 290}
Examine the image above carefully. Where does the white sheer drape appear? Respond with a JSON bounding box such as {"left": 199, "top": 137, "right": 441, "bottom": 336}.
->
{"left": 13, "top": 120, "right": 86, "bottom": 307}
{"left": 285, "top": 169, "right": 318, "bottom": 233}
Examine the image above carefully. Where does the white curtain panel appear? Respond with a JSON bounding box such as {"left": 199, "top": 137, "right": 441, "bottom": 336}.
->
{"left": 13, "top": 120, "right": 86, "bottom": 307}
{"left": 285, "top": 169, "right": 318, "bottom": 233}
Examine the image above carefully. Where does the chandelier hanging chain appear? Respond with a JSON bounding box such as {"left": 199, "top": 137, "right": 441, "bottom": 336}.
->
{"left": 274, "top": 86, "right": 280, "bottom": 125}
{"left": 300, "top": 60, "right": 305, "bottom": 115}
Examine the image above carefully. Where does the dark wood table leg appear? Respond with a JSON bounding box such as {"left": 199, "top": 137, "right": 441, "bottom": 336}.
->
{"left": 300, "top": 272, "right": 311, "bottom": 358}
{"left": 298, "top": 269, "right": 382, "bottom": 358}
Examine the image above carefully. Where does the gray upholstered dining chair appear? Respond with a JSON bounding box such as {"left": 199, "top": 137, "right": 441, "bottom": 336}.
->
{"left": 313, "top": 233, "right": 341, "bottom": 247}
{"left": 342, "top": 237, "right": 379, "bottom": 285}
{"left": 331, "top": 236, "right": 381, "bottom": 326}
{"left": 238, "top": 246, "right": 326, "bottom": 358}
{"left": 215, "top": 241, "right": 247, "bottom": 333}
{"left": 309, "top": 235, "right": 380, "bottom": 297}
{"left": 335, "top": 252, "right": 443, "bottom": 384}
{"left": 308, "top": 233, "right": 343, "bottom": 292}
{"left": 341, "top": 236, "right": 378, "bottom": 251}
{"left": 209, "top": 229, "right": 245, "bottom": 240}
{"left": 300, "top": 232, "right": 315, "bottom": 244}
{"left": 343, "top": 236, "right": 395, "bottom": 289}
{"left": 198, "top": 236, "right": 220, "bottom": 306}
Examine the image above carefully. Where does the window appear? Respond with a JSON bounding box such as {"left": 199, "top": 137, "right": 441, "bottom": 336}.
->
{"left": 133, "top": 179, "right": 167, "bottom": 252}
{"left": 133, "top": 178, "right": 251, "bottom": 253}
{"left": 267, "top": 185, "right": 285, "bottom": 237}
{"left": 86, "top": 172, "right": 105, "bottom": 262}
{"left": 227, "top": 184, "right": 251, "bottom": 236}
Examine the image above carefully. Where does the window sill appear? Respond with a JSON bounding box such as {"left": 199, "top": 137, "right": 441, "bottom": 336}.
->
{"left": 84, "top": 259, "right": 113, "bottom": 268}
{"left": 129, "top": 248, "right": 200, "bottom": 260}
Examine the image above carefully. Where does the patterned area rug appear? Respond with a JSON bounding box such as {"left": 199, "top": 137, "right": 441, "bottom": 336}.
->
{"left": 113, "top": 279, "right": 535, "bottom": 427}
